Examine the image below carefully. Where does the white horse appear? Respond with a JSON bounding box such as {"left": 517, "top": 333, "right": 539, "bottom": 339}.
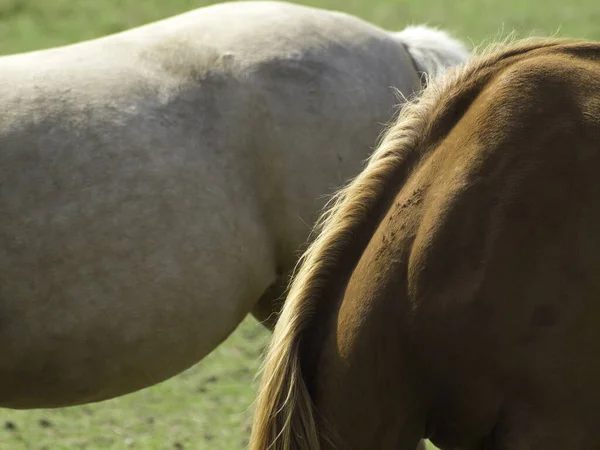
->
{"left": 0, "top": 0, "right": 468, "bottom": 409}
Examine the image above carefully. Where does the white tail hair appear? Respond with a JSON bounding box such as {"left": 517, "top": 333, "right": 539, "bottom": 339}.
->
{"left": 394, "top": 25, "right": 471, "bottom": 80}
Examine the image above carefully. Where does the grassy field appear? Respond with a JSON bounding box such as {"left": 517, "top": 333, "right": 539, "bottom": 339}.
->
{"left": 0, "top": 0, "right": 597, "bottom": 449}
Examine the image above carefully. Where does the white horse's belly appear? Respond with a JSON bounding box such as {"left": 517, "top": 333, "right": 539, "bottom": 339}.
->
{"left": 0, "top": 179, "right": 275, "bottom": 407}
{"left": 0, "top": 98, "right": 276, "bottom": 407}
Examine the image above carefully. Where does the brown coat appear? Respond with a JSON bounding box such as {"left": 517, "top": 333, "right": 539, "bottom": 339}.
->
{"left": 251, "top": 39, "right": 600, "bottom": 450}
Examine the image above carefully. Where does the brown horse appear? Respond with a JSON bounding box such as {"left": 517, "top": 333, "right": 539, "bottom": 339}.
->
{"left": 250, "top": 38, "right": 600, "bottom": 449}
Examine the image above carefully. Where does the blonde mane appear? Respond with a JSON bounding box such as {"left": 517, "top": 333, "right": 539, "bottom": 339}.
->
{"left": 249, "top": 36, "right": 577, "bottom": 450}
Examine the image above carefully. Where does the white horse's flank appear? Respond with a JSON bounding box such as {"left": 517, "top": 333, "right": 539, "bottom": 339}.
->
{"left": 0, "top": 1, "right": 468, "bottom": 408}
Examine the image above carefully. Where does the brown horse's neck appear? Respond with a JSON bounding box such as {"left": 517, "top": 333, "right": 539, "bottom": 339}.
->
{"left": 250, "top": 38, "right": 587, "bottom": 450}
{"left": 293, "top": 42, "right": 566, "bottom": 448}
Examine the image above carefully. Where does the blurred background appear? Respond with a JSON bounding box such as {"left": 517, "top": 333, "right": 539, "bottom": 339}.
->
{"left": 0, "top": 0, "right": 597, "bottom": 449}
{"left": 0, "top": 0, "right": 598, "bottom": 54}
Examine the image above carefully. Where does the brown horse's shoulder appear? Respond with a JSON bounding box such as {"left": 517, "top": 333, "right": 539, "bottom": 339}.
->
{"left": 388, "top": 42, "right": 600, "bottom": 447}
{"left": 406, "top": 42, "right": 600, "bottom": 315}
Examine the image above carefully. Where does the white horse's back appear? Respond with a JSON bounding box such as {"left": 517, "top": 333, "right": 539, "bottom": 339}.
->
{"left": 0, "top": 1, "right": 469, "bottom": 409}
{"left": 394, "top": 25, "right": 470, "bottom": 79}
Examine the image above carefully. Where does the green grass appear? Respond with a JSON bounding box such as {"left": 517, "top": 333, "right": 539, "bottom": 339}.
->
{"left": 0, "top": 0, "right": 598, "bottom": 449}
